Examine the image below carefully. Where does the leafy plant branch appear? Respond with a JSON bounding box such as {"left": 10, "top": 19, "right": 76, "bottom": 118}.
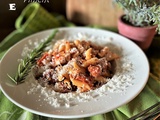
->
{"left": 8, "top": 29, "right": 58, "bottom": 84}
{"left": 113, "top": 0, "right": 160, "bottom": 33}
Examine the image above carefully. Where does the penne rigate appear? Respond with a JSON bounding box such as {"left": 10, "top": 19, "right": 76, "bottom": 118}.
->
{"left": 34, "top": 39, "right": 119, "bottom": 93}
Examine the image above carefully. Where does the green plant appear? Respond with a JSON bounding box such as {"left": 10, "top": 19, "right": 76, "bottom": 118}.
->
{"left": 113, "top": 0, "right": 160, "bottom": 33}
{"left": 8, "top": 29, "right": 58, "bottom": 84}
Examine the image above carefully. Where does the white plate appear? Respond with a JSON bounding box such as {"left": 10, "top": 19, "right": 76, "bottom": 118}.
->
{"left": 0, "top": 27, "right": 149, "bottom": 119}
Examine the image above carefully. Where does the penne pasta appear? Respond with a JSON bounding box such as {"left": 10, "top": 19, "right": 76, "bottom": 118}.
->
{"left": 85, "top": 48, "right": 92, "bottom": 60}
{"left": 82, "top": 57, "right": 99, "bottom": 67}
{"left": 98, "top": 46, "right": 109, "bottom": 57}
{"left": 35, "top": 39, "right": 119, "bottom": 93}
{"left": 65, "top": 41, "right": 70, "bottom": 52}
{"left": 58, "top": 44, "right": 65, "bottom": 52}
{"left": 73, "top": 62, "right": 86, "bottom": 73}
{"left": 70, "top": 77, "right": 91, "bottom": 92}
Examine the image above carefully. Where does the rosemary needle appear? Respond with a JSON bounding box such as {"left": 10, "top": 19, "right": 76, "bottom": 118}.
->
{"left": 8, "top": 29, "right": 58, "bottom": 84}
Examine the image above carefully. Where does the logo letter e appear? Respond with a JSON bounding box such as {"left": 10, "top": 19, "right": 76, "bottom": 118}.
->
{"left": 9, "top": 3, "right": 16, "bottom": 10}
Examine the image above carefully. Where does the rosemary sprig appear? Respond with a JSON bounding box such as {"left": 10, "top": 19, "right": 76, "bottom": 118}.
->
{"left": 8, "top": 29, "right": 58, "bottom": 84}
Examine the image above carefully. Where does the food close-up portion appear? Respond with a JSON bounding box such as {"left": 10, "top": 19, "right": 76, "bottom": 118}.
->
{"left": 33, "top": 40, "right": 119, "bottom": 93}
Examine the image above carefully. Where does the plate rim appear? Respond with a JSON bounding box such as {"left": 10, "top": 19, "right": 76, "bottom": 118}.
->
{"left": 0, "top": 27, "right": 150, "bottom": 119}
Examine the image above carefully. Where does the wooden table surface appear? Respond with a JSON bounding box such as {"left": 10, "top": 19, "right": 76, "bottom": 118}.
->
{"left": 66, "top": 0, "right": 123, "bottom": 27}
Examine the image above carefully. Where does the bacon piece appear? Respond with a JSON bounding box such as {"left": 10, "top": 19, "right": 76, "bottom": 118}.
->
{"left": 88, "top": 65, "right": 102, "bottom": 77}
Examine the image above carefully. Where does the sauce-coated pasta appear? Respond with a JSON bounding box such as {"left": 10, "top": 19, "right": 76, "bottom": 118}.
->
{"left": 33, "top": 40, "right": 119, "bottom": 93}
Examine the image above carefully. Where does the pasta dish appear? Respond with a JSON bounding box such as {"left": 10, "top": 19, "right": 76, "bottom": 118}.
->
{"left": 33, "top": 40, "right": 119, "bottom": 93}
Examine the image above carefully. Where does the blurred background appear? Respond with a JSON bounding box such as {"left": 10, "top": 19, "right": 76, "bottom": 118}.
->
{"left": 0, "top": 0, "right": 123, "bottom": 42}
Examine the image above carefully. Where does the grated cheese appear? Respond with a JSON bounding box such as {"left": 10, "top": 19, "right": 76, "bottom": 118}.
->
{"left": 24, "top": 32, "right": 134, "bottom": 108}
